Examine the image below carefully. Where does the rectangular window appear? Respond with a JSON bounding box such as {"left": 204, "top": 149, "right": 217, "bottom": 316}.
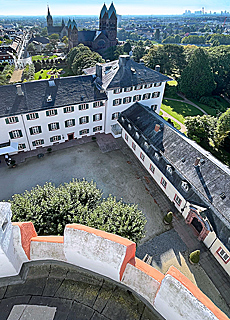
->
{"left": 79, "top": 116, "right": 89, "bottom": 124}
{"left": 65, "top": 119, "right": 75, "bottom": 127}
{"left": 154, "top": 82, "right": 162, "bottom": 87}
{"left": 46, "top": 109, "right": 58, "bottom": 117}
{"left": 50, "top": 135, "right": 61, "bottom": 142}
{"left": 93, "top": 101, "right": 104, "bottom": 108}
{"left": 152, "top": 92, "right": 160, "bottom": 98}
{"left": 151, "top": 105, "right": 157, "bottom": 112}
{"left": 149, "top": 164, "right": 155, "bottom": 174}
{"left": 125, "top": 133, "right": 128, "bottom": 141}
{"left": 79, "top": 104, "right": 89, "bottom": 111}
{"left": 18, "top": 143, "right": 26, "bottom": 150}
{"left": 93, "top": 113, "right": 102, "bottom": 121}
{"left": 5, "top": 116, "right": 19, "bottom": 124}
{"left": 26, "top": 113, "right": 39, "bottom": 120}
{"left": 143, "top": 93, "right": 151, "bottom": 100}
{"left": 124, "top": 87, "right": 132, "bottom": 92}
{"left": 123, "top": 97, "right": 132, "bottom": 104}
{"left": 161, "top": 177, "right": 167, "bottom": 189}
{"left": 174, "top": 194, "right": 182, "bottom": 206}
{"left": 216, "top": 247, "right": 230, "bottom": 264}
{"left": 132, "top": 142, "right": 136, "bottom": 150}
{"left": 79, "top": 129, "right": 89, "bottom": 135}
{"left": 93, "top": 126, "right": 102, "bottom": 132}
{"left": 9, "top": 130, "right": 23, "bottom": 139}
{"left": 144, "top": 83, "right": 152, "bottom": 89}
{"left": 113, "top": 98, "right": 122, "bottom": 106}
{"left": 112, "top": 112, "right": 120, "bottom": 120}
{"left": 63, "top": 106, "right": 74, "bottom": 113}
{"left": 135, "top": 85, "right": 143, "bottom": 90}
{"left": 140, "top": 152, "right": 145, "bottom": 161}
{"left": 113, "top": 88, "right": 122, "bottom": 94}
{"left": 48, "top": 122, "right": 60, "bottom": 131}
{"left": 133, "top": 95, "right": 141, "bottom": 102}
{"left": 32, "top": 139, "right": 44, "bottom": 147}
{"left": 29, "top": 126, "right": 42, "bottom": 135}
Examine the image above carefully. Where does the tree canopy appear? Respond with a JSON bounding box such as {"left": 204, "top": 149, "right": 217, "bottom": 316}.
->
{"left": 10, "top": 179, "right": 146, "bottom": 243}
{"left": 179, "top": 47, "right": 215, "bottom": 99}
{"left": 67, "top": 44, "right": 104, "bottom": 75}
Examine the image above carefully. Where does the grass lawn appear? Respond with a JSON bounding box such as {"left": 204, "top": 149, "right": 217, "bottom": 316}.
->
{"left": 32, "top": 55, "right": 58, "bottom": 62}
{"left": 34, "top": 67, "right": 73, "bottom": 80}
{"left": 190, "top": 97, "right": 230, "bottom": 117}
{"left": 161, "top": 99, "right": 203, "bottom": 124}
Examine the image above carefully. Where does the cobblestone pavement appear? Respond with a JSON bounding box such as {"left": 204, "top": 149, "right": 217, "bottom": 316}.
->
{"left": 0, "top": 133, "right": 230, "bottom": 316}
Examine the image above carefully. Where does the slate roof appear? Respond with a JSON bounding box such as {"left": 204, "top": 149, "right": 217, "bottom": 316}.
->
{"left": 0, "top": 75, "right": 107, "bottom": 118}
{"left": 118, "top": 103, "right": 230, "bottom": 248}
{"left": 47, "top": 25, "right": 64, "bottom": 34}
{"left": 84, "top": 56, "right": 172, "bottom": 90}
{"left": 78, "top": 30, "right": 96, "bottom": 42}
{"left": 0, "top": 260, "right": 164, "bottom": 320}
{"left": 28, "top": 36, "right": 49, "bottom": 45}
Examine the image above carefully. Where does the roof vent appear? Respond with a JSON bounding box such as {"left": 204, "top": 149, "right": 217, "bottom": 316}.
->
{"left": 16, "top": 84, "right": 24, "bottom": 96}
{"left": 220, "top": 192, "right": 226, "bottom": 200}
{"left": 139, "top": 59, "right": 145, "bottom": 65}
{"left": 155, "top": 65, "right": 160, "bottom": 72}
{"left": 131, "top": 67, "right": 136, "bottom": 74}
{"left": 96, "top": 63, "right": 102, "bottom": 79}
{"left": 47, "top": 95, "right": 52, "bottom": 102}
{"left": 154, "top": 124, "right": 161, "bottom": 132}
{"left": 48, "top": 80, "right": 55, "bottom": 87}
{"left": 81, "top": 95, "right": 84, "bottom": 101}
{"left": 194, "top": 157, "right": 200, "bottom": 167}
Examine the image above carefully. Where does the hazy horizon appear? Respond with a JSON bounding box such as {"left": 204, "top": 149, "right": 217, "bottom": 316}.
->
{"left": 0, "top": 0, "right": 229, "bottom": 16}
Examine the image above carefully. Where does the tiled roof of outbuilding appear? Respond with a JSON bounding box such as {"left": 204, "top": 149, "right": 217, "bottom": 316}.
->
{"left": 118, "top": 102, "right": 230, "bottom": 248}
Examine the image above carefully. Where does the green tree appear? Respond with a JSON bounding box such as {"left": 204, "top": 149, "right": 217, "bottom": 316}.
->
{"left": 33, "top": 60, "right": 42, "bottom": 72}
{"left": 49, "top": 33, "right": 59, "bottom": 40}
{"left": 123, "top": 41, "right": 132, "bottom": 54}
{"left": 10, "top": 179, "right": 146, "bottom": 243}
{"left": 67, "top": 44, "right": 104, "bottom": 75}
{"left": 184, "top": 115, "right": 217, "bottom": 144}
{"left": 27, "top": 43, "right": 36, "bottom": 54}
{"left": 214, "top": 108, "right": 230, "bottom": 147}
{"left": 62, "top": 36, "right": 68, "bottom": 47}
{"left": 179, "top": 48, "right": 215, "bottom": 99}
{"left": 132, "top": 43, "right": 146, "bottom": 62}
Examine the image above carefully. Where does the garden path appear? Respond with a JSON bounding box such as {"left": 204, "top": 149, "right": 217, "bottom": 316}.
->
{"left": 165, "top": 94, "right": 208, "bottom": 115}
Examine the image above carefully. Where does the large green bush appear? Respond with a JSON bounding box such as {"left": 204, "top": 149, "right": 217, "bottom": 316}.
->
{"left": 10, "top": 179, "right": 146, "bottom": 243}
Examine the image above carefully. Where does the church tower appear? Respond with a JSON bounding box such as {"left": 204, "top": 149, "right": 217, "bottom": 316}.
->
{"left": 68, "top": 20, "right": 78, "bottom": 50}
{"left": 47, "top": 6, "right": 53, "bottom": 27}
{"left": 99, "top": 3, "right": 108, "bottom": 31}
{"left": 107, "top": 2, "right": 117, "bottom": 44}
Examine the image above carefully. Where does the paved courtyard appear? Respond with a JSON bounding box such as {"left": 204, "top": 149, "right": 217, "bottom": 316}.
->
{"left": 0, "top": 139, "right": 169, "bottom": 244}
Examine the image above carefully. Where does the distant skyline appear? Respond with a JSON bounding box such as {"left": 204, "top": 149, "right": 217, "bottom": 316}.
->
{"left": 0, "top": 0, "right": 230, "bottom": 16}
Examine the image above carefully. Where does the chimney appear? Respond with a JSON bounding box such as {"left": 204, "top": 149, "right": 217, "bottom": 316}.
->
{"left": 96, "top": 63, "right": 102, "bottom": 79}
{"left": 194, "top": 157, "right": 200, "bottom": 166}
{"left": 154, "top": 124, "right": 161, "bottom": 132}
{"left": 119, "top": 55, "right": 130, "bottom": 67}
{"left": 155, "top": 65, "right": 160, "bottom": 72}
{"left": 16, "top": 84, "right": 24, "bottom": 96}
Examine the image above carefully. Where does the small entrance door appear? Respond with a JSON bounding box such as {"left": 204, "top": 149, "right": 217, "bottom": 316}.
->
{"left": 68, "top": 133, "right": 74, "bottom": 140}
{"left": 191, "top": 217, "right": 203, "bottom": 233}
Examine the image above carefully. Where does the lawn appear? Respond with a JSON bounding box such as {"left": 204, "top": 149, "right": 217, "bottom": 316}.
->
{"left": 34, "top": 67, "right": 73, "bottom": 80}
{"left": 161, "top": 99, "right": 203, "bottom": 124}
{"left": 32, "top": 55, "right": 58, "bottom": 62}
{"left": 189, "top": 97, "right": 230, "bottom": 117}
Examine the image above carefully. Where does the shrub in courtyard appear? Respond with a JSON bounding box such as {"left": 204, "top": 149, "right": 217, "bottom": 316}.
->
{"left": 10, "top": 179, "right": 146, "bottom": 243}
{"left": 189, "top": 250, "right": 200, "bottom": 264}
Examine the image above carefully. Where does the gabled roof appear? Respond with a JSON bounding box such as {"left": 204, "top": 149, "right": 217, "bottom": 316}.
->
{"left": 78, "top": 30, "right": 96, "bottom": 42}
{"left": 118, "top": 103, "right": 230, "bottom": 249}
{"left": 108, "top": 2, "right": 116, "bottom": 18}
{"left": 0, "top": 76, "right": 107, "bottom": 118}
{"left": 100, "top": 3, "right": 108, "bottom": 18}
{"left": 84, "top": 56, "right": 171, "bottom": 90}
{"left": 67, "top": 19, "right": 77, "bottom": 30}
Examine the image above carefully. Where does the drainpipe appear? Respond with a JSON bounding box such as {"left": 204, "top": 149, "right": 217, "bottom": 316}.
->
{"left": 21, "top": 114, "right": 31, "bottom": 151}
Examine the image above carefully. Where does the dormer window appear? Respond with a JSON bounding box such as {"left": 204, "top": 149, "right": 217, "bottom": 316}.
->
{"left": 181, "top": 181, "right": 189, "bottom": 192}
{"left": 47, "top": 95, "right": 52, "bottom": 102}
{"left": 155, "top": 152, "right": 160, "bottom": 161}
{"left": 144, "top": 141, "right": 149, "bottom": 149}
{"left": 166, "top": 165, "right": 173, "bottom": 175}
{"left": 135, "top": 132, "right": 140, "bottom": 139}
{"left": 128, "top": 124, "right": 132, "bottom": 130}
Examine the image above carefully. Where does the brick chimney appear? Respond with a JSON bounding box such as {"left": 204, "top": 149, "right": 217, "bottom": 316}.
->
{"left": 96, "top": 63, "right": 102, "bottom": 79}
{"left": 155, "top": 65, "right": 160, "bottom": 72}
{"left": 154, "top": 124, "right": 160, "bottom": 132}
{"left": 194, "top": 157, "right": 200, "bottom": 166}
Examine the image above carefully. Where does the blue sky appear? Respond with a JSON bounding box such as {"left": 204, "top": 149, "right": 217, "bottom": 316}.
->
{"left": 0, "top": 0, "right": 229, "bottom": 16}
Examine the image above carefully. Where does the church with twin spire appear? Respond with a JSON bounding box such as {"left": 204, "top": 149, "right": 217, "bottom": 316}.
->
{"left": 46, "top": 3, "right": 118, "bottom": 55}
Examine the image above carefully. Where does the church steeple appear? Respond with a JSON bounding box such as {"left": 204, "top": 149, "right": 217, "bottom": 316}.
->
{"left": 47, "top": 6, "right": 53, "bottom": 27}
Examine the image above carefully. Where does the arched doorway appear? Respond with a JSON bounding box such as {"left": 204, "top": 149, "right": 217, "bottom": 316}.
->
{"left": 191, "top": 217, "right": 203, "bottom": 233}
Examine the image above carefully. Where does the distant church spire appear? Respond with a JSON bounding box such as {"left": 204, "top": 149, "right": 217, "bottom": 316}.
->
{"left": 47, "top": 5, "right": 53, "bottom": 27}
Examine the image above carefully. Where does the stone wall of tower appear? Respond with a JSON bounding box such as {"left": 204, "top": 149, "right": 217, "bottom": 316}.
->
{"left": 68, "top": 26, "right": 78, "bottom": 50}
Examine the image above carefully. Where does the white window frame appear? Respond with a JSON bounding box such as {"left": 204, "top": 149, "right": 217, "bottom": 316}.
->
{"left": 154, "top": 82, "right": 162, "bottom": 87}
{"left": 149, "top": 164, "right": 155, "bottom": 174}
{"left": 80, "top": 129, "right": 89, "bottom": 135}
{"left": 27, "top": 113, "right": 37, "bottom": 120}
{"left": 7, "top": 116, "right": 17, "bottom": 124}
{"left": 11, "top": 130, "right": 21, "bottom": 139}
{"left": 143, "top": 93, "right": 151, "bottom": 100}
{"left": 152, "top": 92, "right": 160, "bottom": 98}
{"left": 79, "top": 104, "right": 89, "bottom": 111}
{"left": 135, "top": 85, "right": 143, "bottom": 90}
{"left": 46, "top": 109, "right": 57, "bottom": 117}
{"left": 123, "top": 97, "right": 132, "bottom": 104}
{"left": 114, "top": 88, "right": 122, "bottom": 94}
{"left": 93, "top": 101, "right": 103, "bottom": 108}
{"left": 94, "top": 114, "right": 102, "bottom": 122}
{"left": 161, "top": 177, "right": 167, "bottom": 189}
{"left": 33, "top": 139, "right": 44, "bottom": 146}
{"left": 216, "top": 247, "right": 230, "bottom": 264}
{"left": 174, "top": 194, "right": 182, "bottom": 206}
{"left": 93, "top": 126, "right": 102, "bottom": 132}
{"left": 113, "top": 99, "right": 121, "bottom": 106}
{"left": 112, "top": 112, "right": 120, "bottom": 120}
{"left": 51, "top": 135, "right": 61, "bottom": 142}
{"left": 133, "top": 95, "right": 141, "bottom": 102}
{"left": 50, "top": 123, "right": 59, "bottom": 131}
{"left": 140, "top": 152, "right": 145, "bottom": 161}
{"left": 132, "top": 142, "right": 136, "bottom": 150}
{"left": 181, "top": 181, "right": 189, "bottom": 192}
{"left": 31, "top": 126, "right": 40, "bottom": 135}
{"left": 80, "top": 116, "right": 88, "bottom": 124}
{"left": 18, "top": 143, "right": 26, "bottom": 150}
{"left": 124, "top": 87, "right": 132, "bottom": 92}
{"left": 144, "top": 83, "right": 152, "bottom": 89}
{"left": 66, "top": 119, "right": 74, "bottom": 127}
{"left": 64, "top": 106, "right": 74, "bottom": 113}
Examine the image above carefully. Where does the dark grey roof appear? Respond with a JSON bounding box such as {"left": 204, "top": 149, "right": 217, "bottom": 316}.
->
{"left": 0, "top": 75, "right": 107, "bottom": 118}
{"left": 78, "top": 30, "right": 96, "bottom": 42}
{"left": 47, "top": 25, "right": 64, "bottom": 34}
{"left": 0, "top": 260, "right": 164, "bottom": 320}
{"left": 28, "top": 36, "right": 49, "bottom": 45}
{"left": 84, "top": 56, "right": 172, "bottom": 90}
{"left": 118, "top": 103, "right": 230, "bottom": 248}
